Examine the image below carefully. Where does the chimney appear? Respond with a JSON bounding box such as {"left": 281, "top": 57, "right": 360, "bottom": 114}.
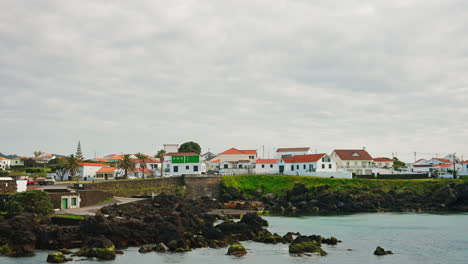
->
{"left": 363, "top": 147, "right": 366, "bottom": 151}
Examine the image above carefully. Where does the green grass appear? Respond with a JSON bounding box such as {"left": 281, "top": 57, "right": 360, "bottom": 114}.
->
{"left": 222, "top": 175, "right": 465, "bottom": 197}
{"left": 52, "top": 214, "right": 85, "bottom": 220}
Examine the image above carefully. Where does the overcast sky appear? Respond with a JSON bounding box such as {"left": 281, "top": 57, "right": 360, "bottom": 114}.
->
{"left": 1, "top": 0, "right": 467, "bottom": 161}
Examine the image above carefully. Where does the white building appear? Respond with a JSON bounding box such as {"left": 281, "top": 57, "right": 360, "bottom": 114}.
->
{"left": 210, "top": 148, "right": 257, "bottom": 175}
{"left": 164, "top": 152, "right": 206, "bottom": 177}
{"left": 255, "top": 159, "right": 279, "bottom": 174}
{"left": 275, "top": 147, "right": 312, "bottom": 159}
{"left": 0, "top": 157, "right": 10, "bottom": 170}
{"left": 63, "top": 162, "right": 107, "bottom": 181}
{"left": 10, "top": 158, "right": 24, "bottom": 167}
{"left": 461, "top": 161, "right": 468, "bottom": 176}
{"left": 373, "top": 157, "right": 394, "bottom": 168}
{"left": 128, "top": 168, "right": 153, "bottom": 179}
{"left": 131, "top": 158, "right": 161, "bottom": 171}
{"left": 280, "top": 154, "right": 337, "bottom": 174}
{"left": 95, "top": 167, "right": 123, "bottom": 180}
{"left": 331, "top": 149, "right": 374, "bottom": 175}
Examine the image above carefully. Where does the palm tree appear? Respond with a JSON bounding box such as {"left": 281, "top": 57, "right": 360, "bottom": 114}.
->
{"left": 64, "top": 154, "right": 80, "bottom": 183}
{"left": 135, "top": 153, "right": 148, "bottom": 179}
{"left": 156, "top": 149, "right": 166, "bottom": 178}
{"left": 118, "top": 154, "right": 134, "bottom": 179}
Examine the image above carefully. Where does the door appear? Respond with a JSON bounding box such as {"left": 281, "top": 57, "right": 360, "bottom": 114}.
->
{"left": 61, "top": 198, "right": 68, "bottom": 209}
{"left": 279, "top": 165, "right": 284, "bottom": 174}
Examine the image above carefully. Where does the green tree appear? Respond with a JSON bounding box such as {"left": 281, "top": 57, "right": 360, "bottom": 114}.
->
{"left": 49, "top": 158, "right": 67, "bottom": 181}
{"left": 118, "top": 154, "right": 134, "bottom": 179}
{"left": 135, "top": 153, "right": 148, "bottom": 179}
{"left": 178, "top": 141, "right": 201, "bottom": 154}
{"left": 64, "top": 154, "right": 81, "bottom": 182}
{"left": 76, "top": 141, "right": 83, "bottom": 159}
{"left": 33, "top": 150, "right": 43, "bottom": 157}
{"left": 6, "top": 190, "right": 54, "bottom": 216}
{"left": 393, "top": 157, "right": 406, "bottom": 170}
{"left": 155, "top": 149, "right": 166, "bottom": 178}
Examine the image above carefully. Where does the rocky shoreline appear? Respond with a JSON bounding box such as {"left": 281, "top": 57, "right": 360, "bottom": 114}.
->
{"left": 221, "top": 181, "right": 468, "bottom": 215}
{"left": 0, "top": 194, "right": 340, "bottom": 261}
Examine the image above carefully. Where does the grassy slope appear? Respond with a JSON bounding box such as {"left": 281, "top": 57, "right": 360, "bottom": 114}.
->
{"left": 222, "top": 175, "right": 466, "bottom": 197}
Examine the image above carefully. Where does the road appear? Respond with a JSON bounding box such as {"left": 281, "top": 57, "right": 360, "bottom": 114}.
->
{"left": 54, "top": 197, "right": 146, "bottom": 216}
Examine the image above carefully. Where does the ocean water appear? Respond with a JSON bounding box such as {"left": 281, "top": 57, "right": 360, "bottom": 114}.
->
{"left": 3, "top": 213, "right": 468, "bottom": 264}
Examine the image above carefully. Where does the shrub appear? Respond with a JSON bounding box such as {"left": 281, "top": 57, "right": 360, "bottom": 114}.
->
{"left": 5, "top": 190, "right": 54, "bottom": 216}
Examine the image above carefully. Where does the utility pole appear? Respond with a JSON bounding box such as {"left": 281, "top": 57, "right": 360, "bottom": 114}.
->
{"left": 414, "top": 152, "right": 417, "bottom": 163}
{"left": 262, "top": 145, "right": 265, "bottom": 159}
{"left": 453, "top": 152, "right": 457, "bottom": 179}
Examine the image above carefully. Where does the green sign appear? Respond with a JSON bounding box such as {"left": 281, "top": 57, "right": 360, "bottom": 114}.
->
{"left": 171, "top": 155, "right": 200, "bottom": 164}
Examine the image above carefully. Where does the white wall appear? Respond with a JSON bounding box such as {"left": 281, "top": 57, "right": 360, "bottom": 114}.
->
{"left": 283, "top": 171, "right": 353, "bottom": 179}
{"left": 255, "top": 163, "right": 279, "bottom": 174}
{"left": 16, "top": 180, "right": 27, "bottom": 192}
{"left": 164, "top": 160, "right": 206, "bottom": 176}
{"left": 217, "top": 153, "right": 256, "bottom": 162}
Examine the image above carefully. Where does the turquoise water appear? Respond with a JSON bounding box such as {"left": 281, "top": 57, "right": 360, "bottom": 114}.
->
{"left": 3, "top": 213, "right": 468, "bottom": 263}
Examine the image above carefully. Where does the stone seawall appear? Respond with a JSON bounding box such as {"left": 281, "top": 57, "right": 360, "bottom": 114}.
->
{"left": 81, "top": 176, "right": 221, "bottom": 199}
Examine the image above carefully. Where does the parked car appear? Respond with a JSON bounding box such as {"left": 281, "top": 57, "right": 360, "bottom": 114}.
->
{"left": 27, "top": 180, "right": 36, "bottom": 185}
{"left": 36, "top": 177, "right": 56, "bottom": 185}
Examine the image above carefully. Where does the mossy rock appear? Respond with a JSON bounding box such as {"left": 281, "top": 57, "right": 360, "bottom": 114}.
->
{"left": 58, "top": 248, "right": 72, "bottom": 255}
{"left": 289, "top": 241, "right": 327, "bottom": 256}
{"left": 0, "top": 243, "right": 15, "bottom": 256}
{"left": 138, "top": 245, "right": 154, "bottom": 253}
{"left": 167, "top": 240, "right": 178, "bottom": 251}
{"left": 227, "top": 243, "right": 247, "bottom": 257}
{"left": 46, "top": 252, "right": 72, "bottom": 263}
{"left": 374, "top": 246, "right": 393, "bottom": 256}
{"left": 74, "top": 246, "right": 116, "bottom": 260}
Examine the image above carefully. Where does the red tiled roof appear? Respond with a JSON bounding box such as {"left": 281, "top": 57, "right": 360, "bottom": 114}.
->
{"left": 109, "top": 155, "right": 124, "bottom": 160}
{"left": 210, "top": 159, "right": 221, "bottom": 163}
{"left": 131, "top": 158, "right": 160, "bottom": 163}
{"left": 78, "top": 163, "right": 107, "bottom": 167}
{"left": 0, "top": 157, "right": 10, "bottom": 160}
{"left": 276, "top": 147, "right": 310, "bottom": 153}
{"left": 256, "top": 159, "right": 279, "bottom": 164}
{"left": 434, "top": 158, "right": 452, "bottom": 164}
{"left": 463, "top": 160, "right": 468, "bottom": 164}
{"left": 333, "top": 150, "right": 373, "bottom": 161}
{"left": 95, "top": 158, "right": 110, "bottom": 162}
{"left": 96, "top": 167, "right": 117, "bottom": 173}
{"left": 220, "top": 148, "right": 257, "bottom": 155}
{"left": 374, "top": 157, "right": 393, "bottom": 162}
{"left": 165, "top": 152, "right": 199, "bottom": 156}
{"left": 434, "top": 164, "right": 453, "bottom": 168}
{"left": 282, "top": 154, "right": 326, "bottom": 163}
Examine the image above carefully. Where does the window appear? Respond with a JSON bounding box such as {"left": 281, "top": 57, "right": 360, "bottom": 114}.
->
{"left": 194, "top": 166, "right": 199, "bottom": 172}
{"left": 291, "top": 165, "right": 294, "bottom": 171}
{"left": 173, "top": 166, "right": 179, "bottom": 172}
{"left": 303, "top": 164, "right": 306, "bottom": 169}
{"left": 186, "top": 165, "right": 189, "bottom": 170}
{"left": 296, "top": 165, "right": 299, "bottom": 169}
{"left": 262, "top": 164, "right": 265, "bottom": 168}
{"left": 224, "top": 164, "right": 228, "bottom": 169}
{"left": 329, "top": 164, "right": 332, "bottom": 169}
{"left": 270, "top": 164, "right": 273, "bottom": 168}
{"left": 322, "top": 158, "right": 324, "bottom": 162}
{"left": 249, "top": 155, "right": 254, "bottom": 159}
{"left": 155, "top": 164, "right": 159, "bottom": 168}
{"left": 71, "top": 198, "right": 77, "bottom": 206}
{"left": 322, "top": 164, "right": 325, "bottom": 169}
{"left": 240, "top": 164, "right": 243, "bottom": 168}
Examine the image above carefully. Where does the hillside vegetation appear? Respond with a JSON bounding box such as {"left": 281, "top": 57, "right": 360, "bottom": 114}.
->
{"left": 222, "top": 175, "right": 464, "bottom": 197}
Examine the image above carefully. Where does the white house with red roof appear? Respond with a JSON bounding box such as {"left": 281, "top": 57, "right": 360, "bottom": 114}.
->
{"left": 275, "top": 147, "right": 312, "bottom": 159}
{"left": 210, "top": 147, "right": 257, "bottom": 175}
{"left": 163, "top": 152, "right": 205, "bottom": 177}
{"left": 255, "top": 159, "right": 279, "bottom": 174}
{"left": 128, "top": 168, "right": 153, "bottom": 179}
{"left": 95, "top": 167, "right": 123, "bottom": 180}
{"left": 0, "top": 157, "right": 11, "bottom": 170}
{"left": 373, "top": 157, "right": 394, "bottom": 168}
{"left": 63, "top": 162, "right": 108, "bottom": 181}
{"left": 331, "top": 149, "right": 375, "bottom": 175}
{"left": 461, "top": 161, "right": 468, "bottom": 176}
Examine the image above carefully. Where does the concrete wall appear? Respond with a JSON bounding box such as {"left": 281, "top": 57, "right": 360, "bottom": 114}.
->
{"left": 82, "top": 177, "right": 185, "bottom": 197}
{"left": 184, "top": 176, "right": 221, "bottom": 199}
{"left": 80, "top": 176, "right": 222, "bottom": 199}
